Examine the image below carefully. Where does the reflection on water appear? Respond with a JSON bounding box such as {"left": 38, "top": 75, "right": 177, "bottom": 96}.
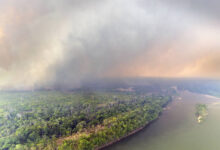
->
{"left": 105, "top": 91, "right": 220, "bottom": 150}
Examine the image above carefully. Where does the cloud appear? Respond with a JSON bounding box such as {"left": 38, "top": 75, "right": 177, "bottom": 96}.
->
{"left": 161, "top": 0, "right": 220, "bottom": 21}
{"left": 180, "top": 52, "right": 220, "bottom": 78}
{"left": 0, "top": 0, "right": 220, "bottom": 90}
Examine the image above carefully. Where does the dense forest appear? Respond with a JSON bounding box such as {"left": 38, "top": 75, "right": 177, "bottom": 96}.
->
{"left": 0, "top": 87, "right": 175, "bottom": 150}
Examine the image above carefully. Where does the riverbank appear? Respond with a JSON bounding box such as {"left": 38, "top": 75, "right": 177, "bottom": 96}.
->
{"left": 56, "top": 95, "right": 172, "bottom": 150}
{"left": 204, "top": 94, "right": 220, "bottom": 100}
{"left": 97, "top": 119, "right": 158, "bottom": 150}
{"left": 97, "top": 99, "right": 172, "bottom": 150}
{"left": 105, "top": 91, "right": 220, "bottom": 150}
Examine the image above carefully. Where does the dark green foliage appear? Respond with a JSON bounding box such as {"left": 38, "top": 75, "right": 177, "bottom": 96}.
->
{"left": 58, "top": 95, "right": 170, "bottom": 150}
{"left": 0, "top": 90, "right": 172, "bottom": 150}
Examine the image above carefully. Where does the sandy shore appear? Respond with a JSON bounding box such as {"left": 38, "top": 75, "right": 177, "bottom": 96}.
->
{"left": 204, "top": 94, "right": 220, "bottom": 100}
{"left": 197, "top": 116, "right": 202, "bottom": 123}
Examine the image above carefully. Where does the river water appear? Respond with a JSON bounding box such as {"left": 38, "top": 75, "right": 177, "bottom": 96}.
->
{"left": 105, "top": 91, "right": 220, "bottom": 150}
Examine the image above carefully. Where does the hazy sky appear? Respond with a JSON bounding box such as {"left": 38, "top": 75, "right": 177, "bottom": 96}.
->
{"left": 0, "top": 0, "right": 220, "bottom": 89}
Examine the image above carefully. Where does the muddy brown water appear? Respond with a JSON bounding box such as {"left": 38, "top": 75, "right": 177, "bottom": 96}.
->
{"left": 105, "top": 91, "right": 220, "bottom": 150}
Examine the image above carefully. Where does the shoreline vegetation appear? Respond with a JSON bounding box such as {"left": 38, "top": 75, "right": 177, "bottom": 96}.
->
{"left": 57, "top": 97, "right": 171, "bottom": 150}
{"left": 96, "top": 117, "right": 159, "bottom": 150}
{"left": 195, "top": 104, "right": 208, "bottom": 123}
{"left": 0, "top": 89, "right": 175, "bottom": 150}
{"left": 57, "top": 111, "right": 160, "bottom": 150}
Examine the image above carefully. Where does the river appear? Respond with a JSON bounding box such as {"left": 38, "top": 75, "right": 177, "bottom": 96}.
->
{"left": 105, "top": 91, "right": 220, "bottom": 150}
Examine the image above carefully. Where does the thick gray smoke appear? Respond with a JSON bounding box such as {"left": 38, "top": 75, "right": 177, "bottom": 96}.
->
{"left": 0, "top": 0, "right": 220, "bottom": 90}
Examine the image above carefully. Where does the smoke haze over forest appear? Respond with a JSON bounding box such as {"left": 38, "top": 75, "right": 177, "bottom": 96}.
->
{"left": 0, "top": 0, "right": 220, "bottom": 90}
